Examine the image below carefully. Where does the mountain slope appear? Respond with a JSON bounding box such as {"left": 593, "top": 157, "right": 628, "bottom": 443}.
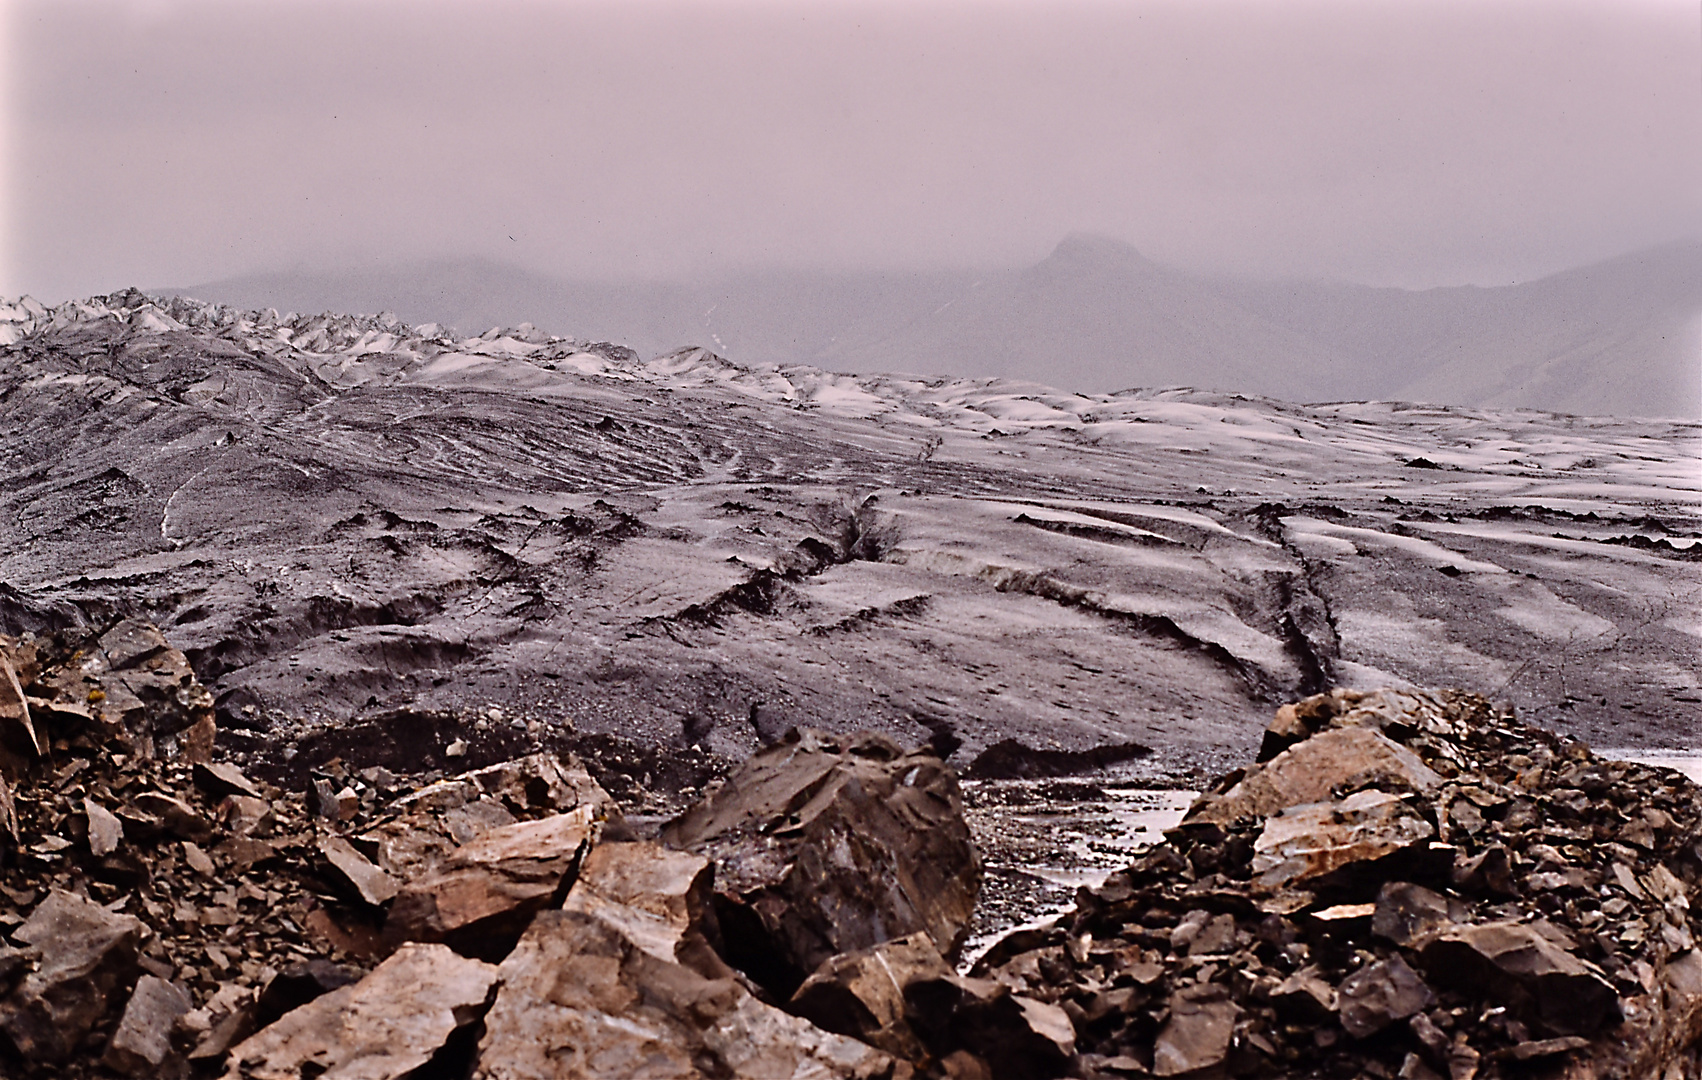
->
{"left": 166, "top": 237, "right": 1702, "bottom": 417}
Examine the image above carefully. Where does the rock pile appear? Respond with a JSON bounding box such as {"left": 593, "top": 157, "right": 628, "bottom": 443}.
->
{"left": 0, "top": 621, "right": 985, "bottom": 1078}
{"left": 4, "top": 615, "right": 1700, "bottom": 1078}
{"left": 959, "top": 689, "right": 1702, "bottom": 1079}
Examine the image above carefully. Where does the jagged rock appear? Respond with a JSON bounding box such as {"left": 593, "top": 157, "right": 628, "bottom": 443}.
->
{"left": 254, "top": 960, "right": 361, "bottom": 1027}
{"left": 1271, "top": 966, "right": 1337, "bottom": 1021}
{"left": 1419, "top": 920, "right": 1620, "bottom": 1036}
{"left": 0, "top": 653, "right": 40, "bottom": 759}
{"left": 1151, "top": 984, "right": 1238, "bottom": 1077}
{"left": 87, "top": 619, "right": 215, "bottom": 762}
{"left": 193, "top": 761, "right": 263, "bottom": 799}
{"left": 561, "top": 839, "right": 726, "bottom": 975}
{"left": 0, "top": 889, "right": 145, "bottom": 1061}
{"left": 473, "top": 909, "right": 894, "bottom": 1079}
{"left": 1372, "top": 881, "right": 1468, "bottom": 947}
{"left": 791, "top": 931, "right": 954, "bottom": 1060}
{"left": 904, "top": 971, "right": 1075, "bottom": 1079}
{"left": 132, "top": 790, "right": 213, "bottom": 842}
{"left": 1250, "top": 788, "right": 1435, "bottom": 891}
{"left": 319, "top": 835, "right": 400, "bottom": 906}
{"left": 393, "top": 752, "right": 615, "bottom": 819}
{"left": 102, "top": 974, "right": 191, "bottom": 1076}
{"left": 223, "top": 943, "right": 498, "bottom": 1080}
{"left": 1186, "top": 725, "right": 1442, "bottom": 826}
{"left": 385, "top": 808, "right": 595, "bottom": 957}
{"left": 662, "top": 728, "right": 980, "bottom": 994}
{"left": 1337, "top": 954, "right": 1434, "bottom": 1037}
{"left": 84, "top": 796, "right": 124, "bottom": 856}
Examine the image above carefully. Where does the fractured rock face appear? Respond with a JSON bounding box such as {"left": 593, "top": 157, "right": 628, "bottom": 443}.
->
{"left": 223, "top": 943, "right": 499, "bottom": 1080}
{"left": 790, "top": 931, "right": 955, "bottom": 1060}
{"left": 662, "top": 727, "right": 980, "bottom": 994}
{"left": 1186, "top": 724, "right": 1441, "bottom": 826}
{"left": 102, "top": 974, "right": 192, "bottom": 1076}
{"left": 561, "top": 839, "right": 726, "bottom": 976}
{"left": 1250, "top": 788, "right": 1435, "bottom": 891}
{"left": 1419, "top": 920, "right": 1620, "bottom": 1036}
{"left": 473, "top": 909, "right": 894, "bottom": 1080}
{"left": 385, "top": 807, "right": 596, "bottom": 958}
{"left": 0, "top": 888, "right": 145, "bottom": 1062}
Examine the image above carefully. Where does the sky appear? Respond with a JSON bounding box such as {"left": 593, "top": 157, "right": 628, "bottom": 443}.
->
{"left": 3, "top": 0, "right": 1700, "bottom": 302}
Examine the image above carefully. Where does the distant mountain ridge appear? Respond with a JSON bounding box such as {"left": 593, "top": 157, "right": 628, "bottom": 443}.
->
{"left": 165, "top": 236, "right": 1702, "bottom": 417}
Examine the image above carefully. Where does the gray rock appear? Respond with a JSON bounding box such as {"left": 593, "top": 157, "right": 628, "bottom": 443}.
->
{"left": 102, "top": 974, "right": 192, "bottom": 1076}
{"left": 0, "top": 889, "right": 145, "bottom": 1062}
{"left": 84, "top": 796, "right": 124, "bottom": 857}
{"left": 1419, "top": 920, "right": 1619, "bottom": 1036}
{"left": 1338, "top": 954, "right": 1435, "bottom": 1038}
{"left": 1152, "top": 984, "right": 1239, "bottom": 1077}
{"left": 1372, "top": 881, "right": 1467, "bottom": 947}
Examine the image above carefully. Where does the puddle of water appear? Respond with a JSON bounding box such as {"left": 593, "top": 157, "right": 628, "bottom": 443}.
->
{"left": 1599, "top": 749, "right": 1702, "bottom": 784}
{"left": 960, "top": 785, "right": 1196, "bottom": 968}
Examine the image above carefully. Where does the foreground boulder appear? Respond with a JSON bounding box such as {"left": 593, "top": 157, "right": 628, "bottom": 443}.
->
{"left": 971, "top": 688, "right": 1702, "bottom": 1079}
{"left": 385, "top": 807, "right": 597, "bottom": 959}
{"left": 0, "top": 889, "right": 145, "bottom": 1062}
{"left": 662, "top": 727, "right": 981, "bottom": 995}
{"left": 474, "top": 909, "right": 895, "bottom": 1079}
{"left": 223, "top": 943, "right": 499, "bottom": 1080}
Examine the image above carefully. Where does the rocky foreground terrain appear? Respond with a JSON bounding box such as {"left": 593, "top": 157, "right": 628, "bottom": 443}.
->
{"left": 0, "top": 291, "right": 1696, "bottom": 1075}
{"left": 2, "top": 620, "right": 1702, "bottom": 1078}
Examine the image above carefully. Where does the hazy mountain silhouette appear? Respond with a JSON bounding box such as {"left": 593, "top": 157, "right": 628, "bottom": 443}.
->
{"left": 166, "top": 236, "right": 1701, "bottom": 417}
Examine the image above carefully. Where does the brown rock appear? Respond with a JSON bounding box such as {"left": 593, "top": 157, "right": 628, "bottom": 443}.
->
{"left": 1419, "top": 920, "right": 1619, "bottom": 1036}
{"left": 904, "top": 972, "right": 1075, "bottom": 1079}
{"left": 0, "top": 889, "right": 145, "bottom": 1061}
{"left": 1451, "top": 845, "right": 1517, "bottom": 898}
{"left": 1272, "top": 966, "right": 1337, "bottom": 1021}
{"left": 662, "top": 728, "right": 980, "bottom": 994}
{"left": 319, "top": 835, "right": 400, "bottom": 906}
{"left": 1250, "top": 789, "right": 1434, "bottom": 891}
{"left": 1372, "top": 881, "right": 1468, "bottom": 947}
{"left": 386, "top": 808, "right": 595, "bottom": 957}
{"left": 218, "top": 794, "right": 274, "bottom": 837}
{"left": 224, "top": 943, "right": 499, "bottom": 1080}
{"left": 1187, "top": 725, "right": 1442, "bottom": 826}
{"left": 254, "top": 960, "right": 360, "bottom": 1026}
{"left": 472, "top": 909, "right": 893, "bottom": 1079}
{"left": 791, "top": 932, "right": 954, "bottom": 1060}
{"left": 102, "top": 974, "right": 192, "bottom": 1076}
{"left": 1338, "top": 954, "right": 1435, "bottom": 1037}
{"left": 193, "top": 760, "right": 263, "bottom": 799}
{"left": 1152, "top": 984, "right": 1239, "bottom": 1077}
{"left": 562, "top": 839, "right": 725, "bottom": 975}
{"left": 132, "top": 790, "right": 213, "bottom": 842}
{"left": 0, "top": 653, "right": 40, "bottom": 759}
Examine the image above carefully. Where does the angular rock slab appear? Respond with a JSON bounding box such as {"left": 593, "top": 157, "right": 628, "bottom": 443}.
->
{"left": 1250, "top": 789, "right": 1435, "bottom": 891}
{"left": 561, "top": 839, "right": 725, "bottom": 975}
{"left": 1337, "top": 954, "right": 1434, "bottom": 1038}
{"left": 103, "top": 974, "right": 192, "bottom": 1076}
{"left": 1152, "top": 985, "right": 1239, "bottom": 1078}
{"left": 0, "top": 888, "right": 145, "bottom": 1061}
{"left": 223, "top": 943, "right": 498, "bottom": 1080}
{"left": 662, "top": 728, "right": 980, "bottom": 993}
{"left": 386, "top": 808, "right": 594, "bottom": 958}
{"left": 1419, "top": 920, "right": 1619, "bottom": 1036}
{"left": 791, "top": 931, "right": 955, "bottom": 1060}
{"left": 473, "top": 909, "right": 894, "bottom": 1080}
{"left": 903, "top": 972, "right": 1075, "bottom": 1079}
{"left": 1186, "top": 725, "right": 1442, "bottom": 826}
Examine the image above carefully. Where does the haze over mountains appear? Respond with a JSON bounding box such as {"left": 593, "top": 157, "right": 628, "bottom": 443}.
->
{"left": 169, "top": 235, "right": 1702, "bottom": 419}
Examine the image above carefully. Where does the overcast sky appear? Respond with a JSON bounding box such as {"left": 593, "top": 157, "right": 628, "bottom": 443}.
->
{"left": 4, "top": 0, "right": 1700, "bottom": 301}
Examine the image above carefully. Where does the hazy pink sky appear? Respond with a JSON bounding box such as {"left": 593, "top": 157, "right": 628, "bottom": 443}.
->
{"left": 6, "top": 0, "right": 1700, "bottom": 300}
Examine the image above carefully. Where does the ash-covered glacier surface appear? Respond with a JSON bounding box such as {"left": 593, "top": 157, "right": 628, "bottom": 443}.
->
{"left": 0, "top": 289, "right": 1696, "bottom": 796}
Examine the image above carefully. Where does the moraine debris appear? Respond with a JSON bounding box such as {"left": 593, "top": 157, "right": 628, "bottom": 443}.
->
{"left": 1, "top": 620, "right": 1701, "bottom": 1078}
